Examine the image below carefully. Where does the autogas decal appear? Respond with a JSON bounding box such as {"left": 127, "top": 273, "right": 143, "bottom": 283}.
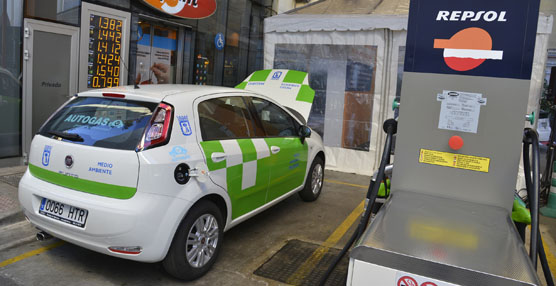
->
{"left": 404, "top": 0, "right": 540, "bottom": 79}
{"left": 64, "top": 114, "right": 124, "bottom": 128}
{"left": 88, "top": 161, "right": 113, "bottom": 175}
{"left": 42, "top": 145, "right": 52, "bottom": 167}
{"left": 141, "top": 0, "right": 217, "bottom": 19}
{"left": 29, "top": 164, "right": 136, "bottom": 199}
{"left": 170, "top": 146, "right": 191, "bottom": 161}
{"left": 418, "top": 149, "right": 490, "bottom": 173}
{"left": 177, "top": 115, "right": 192, "bottom": 136}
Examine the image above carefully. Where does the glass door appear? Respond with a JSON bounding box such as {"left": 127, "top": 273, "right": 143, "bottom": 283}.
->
{"left": 135, "top": 21, "right": 179, "bottom": 85}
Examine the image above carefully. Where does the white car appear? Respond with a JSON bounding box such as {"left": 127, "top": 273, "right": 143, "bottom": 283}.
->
{"left": 18, "top": 70, "right": 325, "bottom": 280}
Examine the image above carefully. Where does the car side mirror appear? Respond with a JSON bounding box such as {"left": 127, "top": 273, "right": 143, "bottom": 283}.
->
{"left": 299, "top": 125, "right": 311, "bottom": 143}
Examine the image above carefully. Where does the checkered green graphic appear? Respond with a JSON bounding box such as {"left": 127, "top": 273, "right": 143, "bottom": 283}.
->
{"left": 201, "top": 138, "right": 272, "bottom": 219}
{"left": 200, "top": 137, "right": 308, "bottom": 219}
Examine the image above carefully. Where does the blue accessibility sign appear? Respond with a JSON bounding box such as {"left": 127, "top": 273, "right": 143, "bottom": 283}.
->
{"left": 404, "top": 0, "right": 540, "bottom": 80}
{"left": 215, "top": 33, "right": 225, "bottom": 51}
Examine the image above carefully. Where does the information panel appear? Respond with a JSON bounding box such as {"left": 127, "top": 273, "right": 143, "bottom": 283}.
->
{"left": 87, "top": 15, "right": 122, "bottom": 88}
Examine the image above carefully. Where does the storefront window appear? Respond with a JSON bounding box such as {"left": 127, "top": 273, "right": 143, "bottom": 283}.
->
{"left": 274, "top": 44, "right": 377, "bottom": 151}
{"left": 135, "top": 21, "right": 178, "bottom": 84}
{"left": 222, "top": 0, "right": 245, "bottom": 87}
{"left": 25, "top": 0, "right": 80, "bottom": 26}
{"left": 246, "top": 2, "right": 266, "bottom": 76}
{"left": 85, "top": 0, "right": 130, "bottom": 10}
{"left": 0, "top": 0, "right": 23, "bottom": 158}
{"left": 194, "top": 1, "right": 222, "bottom": 86}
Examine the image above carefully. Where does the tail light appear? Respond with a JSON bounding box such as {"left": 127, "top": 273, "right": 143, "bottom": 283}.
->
{"left": 138, "top": 103, "right": 173, "bottom": 151}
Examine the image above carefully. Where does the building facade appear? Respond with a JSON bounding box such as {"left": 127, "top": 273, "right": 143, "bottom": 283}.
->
{"left": 0, "top": 0, "right": 275, "bottom": 166}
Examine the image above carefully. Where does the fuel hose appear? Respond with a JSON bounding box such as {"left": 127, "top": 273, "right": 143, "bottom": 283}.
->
{"left": 318, "top": 119, "right": 397, "bottom": 286}
{"left": 523, "top": 128, "right": 554, "bottom": 285}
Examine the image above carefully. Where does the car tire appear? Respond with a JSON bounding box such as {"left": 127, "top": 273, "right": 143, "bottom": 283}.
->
{"left": 298, "top": 156, "right": 324, "bottom": 202}
{"left": 163, "top": 200, "right": 224, "bottom": 281}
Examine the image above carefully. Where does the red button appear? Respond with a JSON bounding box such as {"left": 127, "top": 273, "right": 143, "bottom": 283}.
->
{"left": 449, "top": 135, "right": 464, "bottom": 150}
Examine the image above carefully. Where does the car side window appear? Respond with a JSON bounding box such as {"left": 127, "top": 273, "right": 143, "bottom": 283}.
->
{"left": 251, "top": 97, "right": 299, "bottom": 137}
{"left": 198, "top": 97, "right": 255, "bottom": 141}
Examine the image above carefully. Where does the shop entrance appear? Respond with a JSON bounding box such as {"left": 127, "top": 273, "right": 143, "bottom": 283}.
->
{"left": 135, "top": 19, "right": 191, "bottom": 85}
{"left": 22, "top": 19, "right": 79, "bottom": 160}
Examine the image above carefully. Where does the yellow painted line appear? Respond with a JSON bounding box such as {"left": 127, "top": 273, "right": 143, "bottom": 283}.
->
{"left": 324, "top": 179, "right": 368, "bottom": 189}
{"left": 0, "top": 241, "right": 65, "bottom": 268}
{"left": 286, "top": 200, "right": 365, "bottom": 285}
{"left": 542, "top": 238, "right": 556, "bottom": 276}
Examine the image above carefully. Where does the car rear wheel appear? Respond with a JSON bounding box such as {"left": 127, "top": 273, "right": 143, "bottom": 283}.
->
{"left": 163, "top": 200, "right": 223, "bottom": 281}
{"left": 298, "top": 156, "right": 324, "bottom": 202}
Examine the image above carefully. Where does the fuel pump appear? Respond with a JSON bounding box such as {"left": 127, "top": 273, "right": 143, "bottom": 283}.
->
{"left": 319, "top": 0, "right": 555, "bottom": 285}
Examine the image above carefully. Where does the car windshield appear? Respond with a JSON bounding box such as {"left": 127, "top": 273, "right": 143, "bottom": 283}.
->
{"left": 38, "top": 96, "right": 157, "bottom": 150}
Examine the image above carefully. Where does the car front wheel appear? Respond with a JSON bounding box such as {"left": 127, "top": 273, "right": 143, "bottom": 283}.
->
{"left": 298, "top": 156, "right": 324, "bottom": 202}
{"left": 163, "top": 200, "right": 223, "bottom": 281}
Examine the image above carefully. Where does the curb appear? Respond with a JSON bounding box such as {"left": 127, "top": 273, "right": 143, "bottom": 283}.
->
{"left": 0, "top": 234, "right": 36, "bottom": 253}
{"left": 0, "top": 210, "right": 25, "bottom": 228}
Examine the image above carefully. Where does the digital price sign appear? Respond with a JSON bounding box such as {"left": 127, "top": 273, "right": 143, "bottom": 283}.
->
{"left": 87, "top": 15, "right": 122, "bottom": 88}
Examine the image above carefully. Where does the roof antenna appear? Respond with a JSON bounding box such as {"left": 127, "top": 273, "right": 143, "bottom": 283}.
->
{"left": 120, "top": 53, "right": 139, "bottom": 89}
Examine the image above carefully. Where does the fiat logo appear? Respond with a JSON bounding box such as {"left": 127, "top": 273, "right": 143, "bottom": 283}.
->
{"left": 65, "top": 155, "right": 74, "bottom": 169}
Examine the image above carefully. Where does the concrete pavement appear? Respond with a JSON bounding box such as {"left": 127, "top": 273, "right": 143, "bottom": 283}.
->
{"left": 0, "top": 165, "right": 555, "bottom": 285}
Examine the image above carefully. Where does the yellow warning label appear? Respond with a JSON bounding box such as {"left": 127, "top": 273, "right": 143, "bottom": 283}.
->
{"left": 409, "top": 220, "right": 478, "bottom": 249}
{"left": 418, "top": 149, "right": 490, "bottom": 173}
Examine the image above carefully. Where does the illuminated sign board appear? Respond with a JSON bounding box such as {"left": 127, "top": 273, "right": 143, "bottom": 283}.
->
{"left": 79, "top": 2, "right": 130, "bottom": 91}
{"left": 87, "top": 15, "right": 122, "bottom": 88}
{"left": 142, "top": 0, "right": 216, "bottom": 19}
{"left": 404, "top": 0, "right": 540, "bottom": 79}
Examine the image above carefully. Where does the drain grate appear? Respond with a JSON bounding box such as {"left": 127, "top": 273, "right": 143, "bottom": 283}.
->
{"left": 254, "top": 239, "right": 349, "bottom": 286}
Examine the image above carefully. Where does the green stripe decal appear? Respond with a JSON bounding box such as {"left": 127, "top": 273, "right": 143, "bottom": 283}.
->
{"left": 29, "top": 164, "right": 136, "bottom": 199}
{"left": 284, "top": 70, "right": 306, "bottom": 84}
{"left": 235, "top": 82, "right": 247, "bottom": 89}
{"left": 249, "top": 70, "right": 272, "bottom": 82}
{"left": 238, "top": 139, "right": 257, "bottom": 162}
{"left": 296, "top": 85, "right": 315, "bottom": 103}
{"left": 200, "top": 141, "right": 226, "bottom": 171}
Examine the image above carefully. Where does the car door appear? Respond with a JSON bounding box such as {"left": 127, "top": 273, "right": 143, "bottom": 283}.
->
{"left": 249, "top": 97, "right": 309, "bottom": 203}
{"left": 197, "top": 96, "right": 270, "bottom": 219}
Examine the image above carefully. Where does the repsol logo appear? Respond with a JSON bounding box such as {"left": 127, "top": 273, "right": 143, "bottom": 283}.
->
{"left": 436, "top": 11, "right": 507, "bottom": 22}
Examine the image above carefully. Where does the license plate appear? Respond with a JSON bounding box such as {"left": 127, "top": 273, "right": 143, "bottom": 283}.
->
{"left": 39, "top": 198, "right": 88, "bottom": 228}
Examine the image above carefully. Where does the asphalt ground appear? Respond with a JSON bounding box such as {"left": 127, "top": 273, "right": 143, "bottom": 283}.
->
{"left": 0, "top": 168, "right": 555, "bottom": 285}
{"left": 0, "top": 170, "right": 370, "bottom": 285}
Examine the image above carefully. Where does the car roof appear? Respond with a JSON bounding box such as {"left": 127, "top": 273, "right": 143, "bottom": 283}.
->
{"left": 78, "top": 84, "right": 243, "bottom": 102}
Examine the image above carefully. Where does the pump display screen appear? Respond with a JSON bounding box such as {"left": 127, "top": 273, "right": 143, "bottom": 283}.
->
{"left": 87, "top": 15, "right": 122, "bottom": 88}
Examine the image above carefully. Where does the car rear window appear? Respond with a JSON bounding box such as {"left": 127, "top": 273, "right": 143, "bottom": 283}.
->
{"left": 38, "top": 96, "right": 157, "bottom": 150}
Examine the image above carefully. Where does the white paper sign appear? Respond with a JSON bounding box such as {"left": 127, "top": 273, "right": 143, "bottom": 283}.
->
{"left": 437, "top": 90, "right": 486, "bottom": 134}
{"left": 395, "top": 271, "right": 458, "bottom": 286}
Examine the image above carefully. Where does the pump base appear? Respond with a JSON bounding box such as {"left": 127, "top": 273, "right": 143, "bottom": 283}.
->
{"left": 347, "top": 191, "right": 540, "bottom": 286}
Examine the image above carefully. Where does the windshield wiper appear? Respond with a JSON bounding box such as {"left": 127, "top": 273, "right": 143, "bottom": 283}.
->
{"left": 48, "top": 131, "right": 84, "bottom": 142}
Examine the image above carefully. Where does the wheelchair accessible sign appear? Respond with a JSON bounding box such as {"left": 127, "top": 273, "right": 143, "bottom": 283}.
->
{"left": 215, "top": 33, "right": 225, "bottom": 51}
{"left": 404, "top": 0, "right": 540, "bottom": 80}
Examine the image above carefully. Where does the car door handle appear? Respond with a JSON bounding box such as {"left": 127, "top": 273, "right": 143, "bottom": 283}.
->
{"left": 211, "top": 152, "right": 227, "bottom": 163}
{"left": 270, "top": 146, "right": 280, "bottom": 154}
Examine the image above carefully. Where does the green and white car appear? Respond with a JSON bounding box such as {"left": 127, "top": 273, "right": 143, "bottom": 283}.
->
{"left": 18, "top": 69, "right": 325, "bottom": 280}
